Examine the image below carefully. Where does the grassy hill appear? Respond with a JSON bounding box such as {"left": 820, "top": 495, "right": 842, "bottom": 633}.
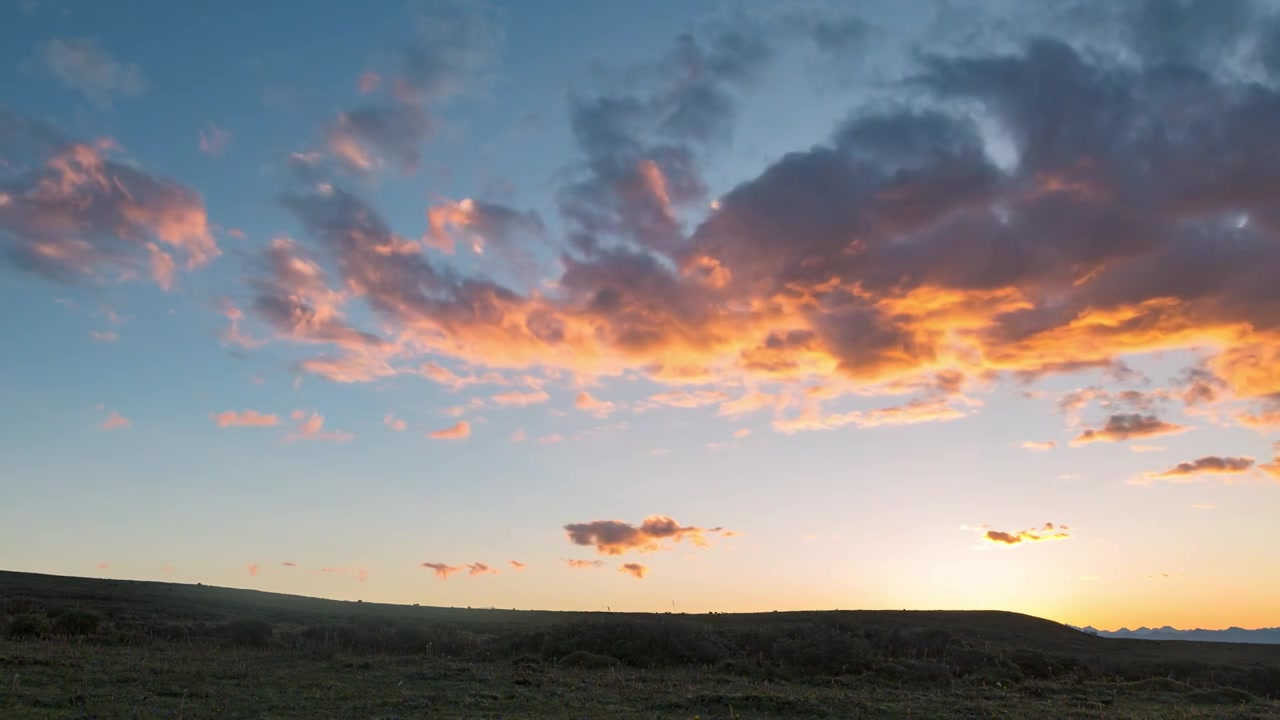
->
{"left": 3, "top": 570, "right": 1278, "bottom": 718}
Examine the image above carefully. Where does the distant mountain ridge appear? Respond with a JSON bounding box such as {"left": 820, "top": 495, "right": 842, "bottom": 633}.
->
{"left": 1071, "top": 624, "right": 1280, "bottom": 644}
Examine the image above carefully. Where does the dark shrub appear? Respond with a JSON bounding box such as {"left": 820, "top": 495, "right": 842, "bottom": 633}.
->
{"left": 7, "top": 613, "right": 52, "bottom": 639}
{"left": 53, "top": 609, "right": 102, "bottom": 636}
{"left": 223, "top": 619, "right": 274, "bottom": 647}
{"left": 772, "top": 626, "right": 875, "bottom": 676}
{"left": 558, "top": 650, "right": 620, "bottom": 668}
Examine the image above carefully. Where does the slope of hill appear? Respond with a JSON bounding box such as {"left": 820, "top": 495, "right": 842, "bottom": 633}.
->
{"left": 3, "top": 570, "right": 1279, "bottom": 719}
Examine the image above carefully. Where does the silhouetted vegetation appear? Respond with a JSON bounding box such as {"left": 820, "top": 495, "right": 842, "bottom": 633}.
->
{"left": 2, "top": 571, "right": 1278, "bottom": 718}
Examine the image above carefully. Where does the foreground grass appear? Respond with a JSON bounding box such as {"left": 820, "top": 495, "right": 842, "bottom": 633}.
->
{"left": 5, "top": 638, "right": 1276, "bottom": 719}
{"left": 2, "top": 571, "right": 1278, "bottom": 718}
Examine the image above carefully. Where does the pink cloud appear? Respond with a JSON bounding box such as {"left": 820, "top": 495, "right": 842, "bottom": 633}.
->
{"left": 565, "top": 559, "right": 604, "bottom": 570}
{"left": 211, "top": 410, "right": 279, "bottom": 428}
{"left": 575, "top": 391, "right": 617, "bottom": 417}
{"left": 198, "top": 123, "right": 232, "bottom": 156}
{"left": 384, "top": 413, "right": 407, "bottom": 431}
{"left": 509, "top": 560, "right": 526, "bottom": 570}
{"left": 89, "top": 330, "right": 118, "bottom": 342}
{"left": 428, "top": 420, "right": 471, "bottom": 440}
{"left": 286, "top": 412, "right": 354, "bottom": 443}
{"left": 0, "top": 117, "right": 218, "bottom": 286}
{"left": 511, "top": 428, "right": 526, "bottom": 442}
{"left": 358, "top": 72, "right": 381, "bottom": 94}
{"left": 97, "top": 562, "right": 110, "bottom": 569}
{"left": 619, "top": 562, "right": 648, "bottom": 579}
{"left": 466, "top": 562, "right": 498, "bottom": 576}
{"left": 281, "top": 561, "right": 297, "bottom": 568}
{"left": 733, "top": 428, "right": 752, "bottom": 438}
{"left": 246, "top": 563, "right": 261, "bottom": 577}
{"left": 492, "top": 389, "right": 550, "bottom": 407}
{"left": 101, "top": 410, "right": 130, "bottom": 430}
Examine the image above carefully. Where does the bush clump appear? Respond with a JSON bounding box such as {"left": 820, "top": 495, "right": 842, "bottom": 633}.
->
{"left": 223, "top": 619, "right": 274, "bottom": 647}
{"left": 7, "top": 613, "right": 52, "bottom": 639}
{"left": 53, "top": 608, "right": 102, "bottom": 636}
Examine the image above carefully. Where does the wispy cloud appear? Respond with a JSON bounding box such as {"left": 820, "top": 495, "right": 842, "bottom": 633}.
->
{"left": 420, "top": 562, "right": 461, "bottom": 579}
{"left": 618, "top": 562, "right": 648, "bottom": 579}
{"left": 466, "top": 562, "right": 498, "bottom": 576}
{"left": 246, "top": 563, "right": 261, "bottom": 577}
{"left": 383, "top": 413, "right": 407, "bottom": 431}
{"left": 199, "top": 123, "right": 232, "bottom": 156}
{"left": 1016, "top": 440, "right": 1055, "bottom": 452}
{"left": 565, "top": 559, "right": 604, "bottom": 570}
{"left": 36, "top": 38, "right": 146, "bottom": 106}
{"left": 508, "top": 560, "right": 526, "bottom": 570}
{"left": 491, "top": 390, "right": 549, "bottom": 407}
{"left": 974, "top": 523, "right": 1071, "bottom": 546}
{"left": 101, "top": 410, "right": 130, "bottom": 430}
{"left": 286, "top": 412, "right": 354, "bottom": 443}
{"left": 428, "top": 420, "right": 471, "bottom": 440}
{"left": 212, "top": 410, "right": 279, "bottom": 428}
{"left": 89, "top": 330, "right": 118, "bottom": 342}
{"left": 575, "top": 390, "right": 617, "bottom": 417}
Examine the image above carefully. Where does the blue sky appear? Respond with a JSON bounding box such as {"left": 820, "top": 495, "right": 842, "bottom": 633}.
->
{"left": 2, "top": 0, "right": 1279, "bottom": 630}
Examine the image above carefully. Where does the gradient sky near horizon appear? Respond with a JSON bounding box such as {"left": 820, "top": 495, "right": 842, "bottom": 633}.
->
{"left": 2, "top": 0, "right": 1280, "bottom": 632}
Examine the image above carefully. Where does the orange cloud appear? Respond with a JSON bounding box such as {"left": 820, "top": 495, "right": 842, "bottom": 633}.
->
{"left": 980, "top": 523, "right": 1071, "bottom": 546}
{"left": 1129, "top": 444, "right": 1165, "bottom": 453}
{"left": 566, "top": 559, "right": 604, "bottom": 570}
{"left": 575, "top": 390, "right": 617, "bottom": 417}
{"left": 421, "top": 562, "right": 461, "bottom": 579}
{"left": 223, "top": 26, "right": 1280, "bottom": 450}
{"left": 492, "top": 390, "right": 550, "bottom": 407}
{"left": 246, "top": 563, "right": 261, "bottom": 577}
{"left": 1134, "top": 456, "right": 1256, "bottom": 485}
{"left": 428, "top": 420, "right": 471, "bottom": 440}
{"left": 466, "top": 562, "right": 498, "bottom": 576}
{"left": 211, "top": 410, "right": 279, "bottom": 428}
{"left": 101, "top": 410, "right": 130, "bottom": 430}
{"left": 383, "top": 413, "right": 407, "bottom": 431}
{"left": 1072, "top": 414, "right": 1188, "bottom": 445}
{"left": 773, "top": 397, "right": 969, "bottom": 434}
{"left": 564, "top": 515, "right": 730, "bottom": 555}
{"left": 509, "top": 560, "right": 526, "bottom": 570}
{"left": 733, "top": 428, "right": 752, "bottom": 438}
{"left": 619, "top": 562, "right": 648, "bottom": 579}
{"left": 97, "top": 562, "right": 110, "bottom": 569}
{"left": 286, "top": 412, "right": 354, "bottom": 443}
{"left": 1016, "top": 440, "right": 1056, "bottom": 451}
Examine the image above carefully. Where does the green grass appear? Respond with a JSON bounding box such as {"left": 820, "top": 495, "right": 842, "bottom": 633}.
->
{"left": 2, "top": 570, "right": 1278, "bottom": 718}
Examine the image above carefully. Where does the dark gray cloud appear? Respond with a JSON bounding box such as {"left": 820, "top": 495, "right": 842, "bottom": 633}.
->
{"left": 1155, "top": 456, "right": 1254, "bottom": 477}
{"left": 564, "top": 515, "right": 727, "bottom": 555}
{"left": 1073, "top": 414, "right": 1188, "bottom": 444}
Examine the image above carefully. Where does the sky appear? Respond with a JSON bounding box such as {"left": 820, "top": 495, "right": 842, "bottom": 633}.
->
{"left": 1, "top": 0, "right": 1279, "bottom": 632}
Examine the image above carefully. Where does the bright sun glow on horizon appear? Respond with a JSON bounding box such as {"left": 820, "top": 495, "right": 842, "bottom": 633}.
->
{"left": 1, "top": 0, "right": 1279, "bottom": 633}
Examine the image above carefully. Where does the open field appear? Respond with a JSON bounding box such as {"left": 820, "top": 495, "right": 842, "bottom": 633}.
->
{"left": 3, "top": 571, "right": 1278, "bottom": 718}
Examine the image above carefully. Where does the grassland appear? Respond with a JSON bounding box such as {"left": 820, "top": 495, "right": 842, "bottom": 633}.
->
{"left": 2, "top": 571, "right": 1278, "bottom": 718}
